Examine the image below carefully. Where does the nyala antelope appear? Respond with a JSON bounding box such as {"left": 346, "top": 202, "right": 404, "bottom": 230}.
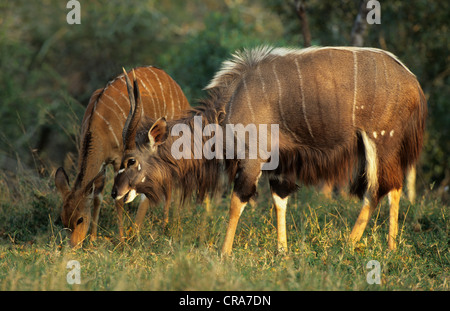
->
{"left": 112, "top": 46, "right": 426, "bottom": 255}
{"left": 55, "top": 66, "right": 190, "bottom": 247}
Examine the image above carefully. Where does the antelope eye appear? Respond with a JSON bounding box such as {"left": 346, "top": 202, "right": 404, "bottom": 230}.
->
{"left": 76, "top": 217, "right": 84, "bottom": 225}
{"left": 127, "top": 158, "right": 136, "bottom": 167}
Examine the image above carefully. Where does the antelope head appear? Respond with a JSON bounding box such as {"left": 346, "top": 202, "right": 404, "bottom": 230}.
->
{"left": 55, "top": 167, "right": 105, "bottom": 247}
{"left": 111, "top": 69, "right": 169, "bottom": 205}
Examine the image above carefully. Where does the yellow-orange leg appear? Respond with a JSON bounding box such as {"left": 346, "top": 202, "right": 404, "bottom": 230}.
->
{"left": 272, "top": 193, "right": 288, "bottom": 252}
{"left": 221, "top": 193, "right": 247, "bottom": 256}
{"left": 204, "top": 196, "right": 212, "bottom": 214}
{"left": 388, "top": 188, "right": 402, "bottom": 250}
{"left": 349, "top": 195, "right": 378, "bottom": 245}
{"left": 115, "top": 199, "right": 125, "bottom": 242}
{"left": 134, "top": 195, "right": 150, "bottom": 233}
{"left": 320, "top": 181, "right": 333, "bottom": 199}
{"left": 90, "top": 195, "right": 102, "bottom": 241}
{"left": 162, "top": 190, "right": 172, "bottom": 230}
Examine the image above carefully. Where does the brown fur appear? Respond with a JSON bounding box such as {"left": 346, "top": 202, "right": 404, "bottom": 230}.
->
{"left": 114, "top": 92, "right": 225, "bottom": 206}
{"left": 55, "top": 66, "right": 190, "bottom": 247}
{"left": 113, "top": 46, "right": 427, "bottom": 254}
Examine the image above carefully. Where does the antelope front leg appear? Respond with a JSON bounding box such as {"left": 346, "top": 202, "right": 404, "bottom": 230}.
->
{"left": 269, "top": 177, "right": 297, "bottom": 253}
{"left": 272, "top": 194, "right": 288, "bottom": 252}
{"left": 221, "top": 161, "right": 261, "bottom": 255}
{"left": 134, "top": 195, "right": 150, "bottom": 234}
{"left": 221, "top": 192, "right": 247, "bottom": 256}
{"left": 115, "top": 199, "right": 125, "bottom": 242}
{"left": 349, "top": 194, "right": 378, "bottom": 246}
{"left": 388, "top": 188, "right": 402, "bottom": 250}
{"left": 162, "top": 189, "right": 172, "bottom": 230}
{"left": 90, "top": 194, "right": 102, "bottom": 241}
{"left": 204, "top": 196, "right": 212, "bottom": 214}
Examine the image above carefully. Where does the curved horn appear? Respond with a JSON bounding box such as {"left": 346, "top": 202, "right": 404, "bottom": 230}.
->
{"left": 122, "top": 68, "right": 142, "bottom": 150}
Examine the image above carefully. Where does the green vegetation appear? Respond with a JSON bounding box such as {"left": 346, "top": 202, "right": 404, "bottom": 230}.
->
{"left": 0, "top": 1, "right": 448, "bottom": 291}
{"left": 0, "top": 172, "right": 448, "bottom": 290}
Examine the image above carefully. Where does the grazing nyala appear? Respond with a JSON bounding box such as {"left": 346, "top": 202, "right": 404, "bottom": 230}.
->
{"left": 112, "top": 46, "right": 426, "bottom": 255}
{"left": 55, "top": 66, "right": 190, "bottom": 247}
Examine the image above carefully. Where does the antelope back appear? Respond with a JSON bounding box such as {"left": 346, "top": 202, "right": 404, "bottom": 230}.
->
{"left": 56, "top": 66, "right": 190, "bottom": 247}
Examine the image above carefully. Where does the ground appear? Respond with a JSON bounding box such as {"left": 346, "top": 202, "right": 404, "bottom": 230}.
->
{"left": 0, "top": 172, "right": 448, "bottom": 291}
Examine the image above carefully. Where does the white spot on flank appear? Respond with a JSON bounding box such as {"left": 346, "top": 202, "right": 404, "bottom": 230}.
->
{"left": 373, "top": 131, "right": 377, "bottom": 139}
{"left": 390, "top": 130, "right": 395, "bottom": 137}
{"left": 381, "top": 130, "right": 385, "bottom": 136}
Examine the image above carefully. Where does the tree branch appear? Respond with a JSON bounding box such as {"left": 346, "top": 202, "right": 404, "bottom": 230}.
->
{"left": 293, "top": 0, "right": 311, "bottom": 47}
{"left": 351, "top": 0, "right": 370, "bottom": 47}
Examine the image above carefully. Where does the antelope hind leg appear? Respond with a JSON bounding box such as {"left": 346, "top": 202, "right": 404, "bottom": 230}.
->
{"left": 349, "top": 194, "right": 378, "bottom": 246}
{"left": 388, "top": 188, "right": 402, "bottom": 250}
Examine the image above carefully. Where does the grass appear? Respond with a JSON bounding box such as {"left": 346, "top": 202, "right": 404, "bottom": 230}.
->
{"left": 0, "top": 171, "right": 448, "bottom": 291}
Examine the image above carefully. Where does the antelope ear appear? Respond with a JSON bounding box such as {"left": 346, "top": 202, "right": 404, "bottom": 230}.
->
{"left": 55, "top": 167, "right": 70, "bottom": 196}
{"left": 84, "top": 168, "right": 106, "bottom": 197}
{"left": 148, "top": 117, "right": 168, "bottom": 151}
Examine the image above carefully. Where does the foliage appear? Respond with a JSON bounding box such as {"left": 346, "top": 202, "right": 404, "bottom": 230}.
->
{"left": 0, "top": 176, "right": 448, "bottom": 290}
{"left": 0, "top": 0, "right": 447, "bottom": 191}
{"left": 158, "top": 4, "right": 285, "bottom": 101}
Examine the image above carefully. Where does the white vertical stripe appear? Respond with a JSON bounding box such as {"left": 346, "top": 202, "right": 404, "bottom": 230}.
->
{"left": 99, "top": 97, "right": 123, "bottom": 124}
{"left": 149, "top": 68, "right": 167, "bottom": 115}
{"left": 360, "top": 131, "right": 378, "bottom": 196}
{"left": 294, "top": 58, "right": 314, "bottom": 139}
{"left": 175, "top": 82, "right": 182, "bottom": 112}
{"left": 95, "top": 110, "right": 120, "bottom": 147}
{"left": 242, "top": 78, "right": 255, "bottom": 122}
{"left": 272, "top": 63, "right": 301, "bottom": 142}
{"left": 257, "top": 65, "right": 270, "bottom": 105}
{"left": 168, "top": 79, "right": 175, "bottom": 119}
{"left": 103, "top": 93, "right": 126, "bottom": 119}
{"left": 141, "top": 71, "right": 160, "bottom": 117}
{"left": 352, "top": 50, "right": 358, "bottom": 127}
{"left": 110, "top": 83, "right": 129, "bottom": 104}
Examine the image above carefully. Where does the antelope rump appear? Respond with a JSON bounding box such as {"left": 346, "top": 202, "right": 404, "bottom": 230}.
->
{"left": 55, "top": 66, "right": 190, "bottom": 247}
{"left": 112, "top": 46, "right": 427, "bottom": 255}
